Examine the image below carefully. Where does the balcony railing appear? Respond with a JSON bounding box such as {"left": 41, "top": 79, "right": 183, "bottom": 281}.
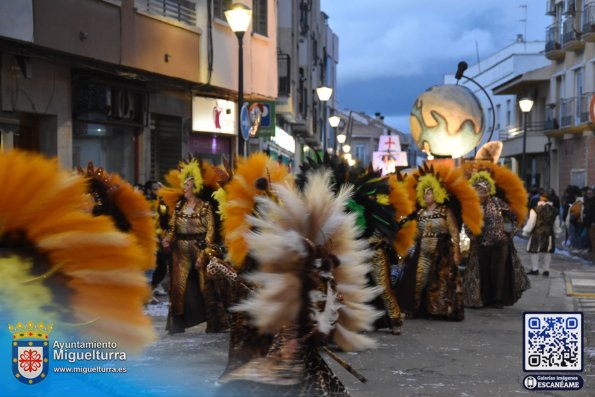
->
{"left": 544, "top": 107, "right": 560, "bottom": 130}
{"left": 546, "top": 24, "right": 562, "bottom": 51}
{"left": 560, "top": 97, "right": 575, "bottom": 127}
{"left": 499, "top": 122, "right": 545, "bottom": 141}
{"left": 578, "top": 92, "right": 594, "bottom": 123}
{"left": 583, "top": 4, "right": 595, "bottom": 35}
{"left": 134, "top": 0, "right": 197, "bottom": 26}
{"left": 563, "top": 0, "right": 576, "bottom": 15}
{"left": 562, "top": 15, "right": 579, "bottom": 45}
{"left": 546, "top": 0, "right": 556, "bottom": 16}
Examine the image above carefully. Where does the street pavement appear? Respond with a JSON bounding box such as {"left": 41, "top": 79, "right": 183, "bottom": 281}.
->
{"left": 134, "top": 237, "right": 595, "bottom": 397}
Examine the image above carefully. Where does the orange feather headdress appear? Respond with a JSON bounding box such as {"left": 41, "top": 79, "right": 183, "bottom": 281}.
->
{"left": 1, "top": 150, "right": 154, "bottom": 352}
{"left": 461, "top": 160, "right": 528, "bottom": 227}
{"left": 404, "top": 161, "right": 483, "bottom": 235}
{"left": 387, "top": 174, "right": 417, "bottom": 256}
{"left": 222, "top": 153, "right": 294, "bottom": 270}
{"left": 79, "top": 163, "right": 155, "bottom": 272}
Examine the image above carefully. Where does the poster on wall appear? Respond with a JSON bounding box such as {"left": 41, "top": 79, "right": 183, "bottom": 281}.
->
{"left": 192, "top": 97, "right": 236, "bottom": 134}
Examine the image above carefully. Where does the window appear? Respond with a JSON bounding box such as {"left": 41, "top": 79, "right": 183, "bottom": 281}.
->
{"left": 299, "top": 0, "right": 310, "bottom": 35}
{"left": 495, "top": 104, "right": 501, "bottom": 130}
{"left": 252, "top": 0, "right": 267, "bottom": 36}
{"left": 278, "top": 53, "right": 291, "bottom": 97}
{"left": 355, "top": 144, "right": 367, "bottom": 165}
{"left": 505, "top": 99, "right": 511, "bottom": 127}
{"left": 135, "top": 0, "right": 197, "bottom": 26}
{"left": 298, "top": 67, "right": 307, "bottom": 118}
{"left": 213, "top": 0, "right": 231, "bottom": 21}
{"left": 575, "top": 67, "right": 583, "bottom": 122}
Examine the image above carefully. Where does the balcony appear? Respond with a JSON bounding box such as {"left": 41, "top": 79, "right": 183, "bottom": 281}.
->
{"left": 562, "top": 16, "right": 584, "bottom": 51}
{"left": 583, "top": 3, "right": 595, "bottom": 42}
{"left": 545, "top": 25, "right": 565, "bottom": 60}
{"left": 499, "top": 122, "right": 545, "bottom": 142}
{"left": 578, "top": 92, "right": 594, "bottom": 124}
{"left": 546, "top": 0, "right": 556, "bottom": 16}
{"left": 563, "top": 0, "right": 576, "bottom": 15}
{"left": 500, "top": 122, "right": 550, "bottom": 158}
{"left": 560, "top": 97, "right": 575, "bottom": 127}
{"left": 544, "top": 106, "right": 560, "bottom": 131}
{"left": 558, "top": 95, "right": 593, "bottom": 127}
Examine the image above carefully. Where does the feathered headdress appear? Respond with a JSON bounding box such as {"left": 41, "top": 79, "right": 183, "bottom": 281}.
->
{"left": 461, "top": 160, "right": 528, "bottom": 226}
{"left": 79, "top": 162, "right": 155, "bottom": 271}
{"left": 296, "top": 153, "right": 411, "bottom": 245}
{"left": 159, "top": 156, "right": 228, "bottom": 211}
{"left": 232, "top": 171, "right": 382, "bottom": 351}
{"left": 387, "top": 174, "right": 417, "bottom": 256}
{"left": 222, "top": 153, "right": 294, "bottom": 270}
{"left": 1, "top": 150, "right": 154, "bottom": 352}
{"left": 404, "top": 161, "right": 483, "bottom": 235}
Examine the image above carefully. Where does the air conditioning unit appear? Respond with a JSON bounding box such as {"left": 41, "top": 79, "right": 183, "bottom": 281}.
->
{"left": 111, "top": 89, "right": 136, "bottom": 120}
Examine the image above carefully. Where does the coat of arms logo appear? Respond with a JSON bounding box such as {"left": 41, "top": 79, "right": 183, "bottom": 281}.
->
{"left": 9, "top": 321, "right": 52, "bottom": 384}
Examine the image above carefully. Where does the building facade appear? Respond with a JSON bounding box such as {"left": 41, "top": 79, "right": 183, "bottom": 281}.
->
{"left": 275, "top": 0, "right": 339, "bottom": 169}
{"left": 0, "top": 0, "right": 278, "bottom": 183}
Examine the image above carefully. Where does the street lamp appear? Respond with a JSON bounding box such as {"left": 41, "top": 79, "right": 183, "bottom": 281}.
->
{"left": 519, "top": 96, "right": 534, "bottom": 186}
{"left": 329, "top": 115, "right": 341, "bottom": 151}
{"left": 225, "top": 3, "right": 252, "bottom": 157}
{"left": 342, "top": 144, "right": 351, "bottom": 153}
{"left": 316, "top": 86, "right": 333, "bottom": 153}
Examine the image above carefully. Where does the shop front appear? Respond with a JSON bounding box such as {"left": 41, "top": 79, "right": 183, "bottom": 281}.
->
{"left": 191, "top": 96, "right": 236, "bottom": 165}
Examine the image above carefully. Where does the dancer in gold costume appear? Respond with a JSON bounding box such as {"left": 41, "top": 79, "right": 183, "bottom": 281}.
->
{"left": 161, "top": 158, "right": 224, "bottom": 334}
{"left": 397, "top": 162, "right": 483, "bottom": 320}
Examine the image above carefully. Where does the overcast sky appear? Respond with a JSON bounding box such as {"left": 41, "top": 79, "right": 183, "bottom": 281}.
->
{"left": 320, "top": 0, "right": 551, "bottom": 134}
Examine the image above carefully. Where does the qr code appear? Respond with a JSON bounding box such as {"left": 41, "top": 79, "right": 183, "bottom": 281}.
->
{"left": 524, "top": 312, "right": 582, "bottom": 371}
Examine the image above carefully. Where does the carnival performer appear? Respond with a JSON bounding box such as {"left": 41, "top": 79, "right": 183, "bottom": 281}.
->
{"left": 216, "top": 165, "right": 381, "bottom": 396}
{"left": 160, "top": 157, "right": 227, "bottom": 334}
{"left": 397, "top": 162, "right": 483, "bottom": 320}
{"left": 1, "top": 150, "right": 154, "bottom": 352}
{"left": 462, "top": 155, "right": 530, "bottom": 308}
{"left": 296, "top": 155, "right": 417, "bottom": 336}
{"left": 523, "top": 193, "right": 562, "bottom": 277}
{"left": 210, "top": 153, "right": 295, "bottom": 379}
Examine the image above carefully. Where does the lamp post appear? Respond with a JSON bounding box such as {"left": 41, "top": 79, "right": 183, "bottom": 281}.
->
{"left": 519, "top": 97, "right": 534, "bottom": 186}
{"left": 225, "top": 3, "right": 252, "bottom": 157}
{"left": 316, "top": 86, "right": 333, "bottom": 153}
{"left": 329, "top": 115, "right": 341, "bottom": 152}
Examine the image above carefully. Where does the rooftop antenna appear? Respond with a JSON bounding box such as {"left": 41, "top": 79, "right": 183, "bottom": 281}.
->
{"left": 520, "top": 4, "right": 527, "bottom": 50}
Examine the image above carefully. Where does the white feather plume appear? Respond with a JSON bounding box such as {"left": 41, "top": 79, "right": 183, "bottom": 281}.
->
{"left": 233, "top": 170, "right": 379, "bottom": 351}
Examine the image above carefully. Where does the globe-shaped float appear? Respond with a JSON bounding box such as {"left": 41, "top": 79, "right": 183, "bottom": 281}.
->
{"left": 410, "top": 84, "right": 485, "bottom": 158}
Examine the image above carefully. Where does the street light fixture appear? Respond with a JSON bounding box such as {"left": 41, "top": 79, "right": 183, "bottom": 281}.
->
{"left": 225, "top": 3, "right": 252, "bottom": 157}
{"left": 336, "top": 133, "right": 346, "bottom": 144}
{"left": 328, "top": 115, "right": 341, "bottom": 128}
{"left": 316, "top": 86, "right": 333, "bottom": 152}
{"left": 519, "top": 96, "right": 534, "bottom": 186}
{"left": 329, "top": 115, "right": 341, "bottom": 152}
{"left": 342, "top": 144, "right": 351, "bottom": 153}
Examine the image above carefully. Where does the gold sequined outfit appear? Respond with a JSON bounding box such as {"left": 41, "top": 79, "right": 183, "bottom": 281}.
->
{"left": 397, "top": 205, "right": 464, "bottom": 321}
{"left": 166, "top": 199, "right": 227, "bottom": 333}
{"left": 370, "top": 237, "right": 402, "bottom": 328}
